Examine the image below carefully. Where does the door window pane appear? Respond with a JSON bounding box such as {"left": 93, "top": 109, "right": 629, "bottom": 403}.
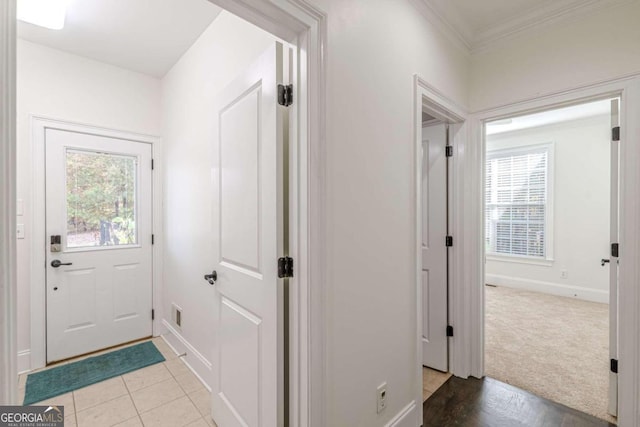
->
{"left": 66, "top": 149, "right": 138, "bottom": 248}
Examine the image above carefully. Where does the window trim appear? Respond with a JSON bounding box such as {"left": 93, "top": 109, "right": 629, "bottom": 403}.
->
{"left": 485, "top": 142, "right": 555, "bottom": 261}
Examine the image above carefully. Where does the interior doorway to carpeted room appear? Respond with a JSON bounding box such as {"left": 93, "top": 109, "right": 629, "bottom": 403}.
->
{"left": 483, "top": 98, "right": 619, "bottom": 425}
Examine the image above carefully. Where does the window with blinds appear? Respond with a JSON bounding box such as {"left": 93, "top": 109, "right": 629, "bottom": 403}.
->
{"left": 485, "top": 145, "right": 550, "bottom": 258}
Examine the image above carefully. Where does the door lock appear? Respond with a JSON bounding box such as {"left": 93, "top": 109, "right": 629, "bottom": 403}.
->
{"left": 51, "top": 259, "right": 73, "bottom": 268}
{"left": 204, "top": 271, "right": 217, "bottom": 285}
{"left": 50, "top": 235, "right": 62, "bottom": 252}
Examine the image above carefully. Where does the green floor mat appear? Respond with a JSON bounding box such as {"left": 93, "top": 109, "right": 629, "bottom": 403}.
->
{"left": 24, "top": 341, "right": 165, "bottom": 405}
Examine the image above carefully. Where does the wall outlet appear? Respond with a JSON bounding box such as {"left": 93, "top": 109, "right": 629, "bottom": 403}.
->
{"left": 561, "top": 270, "right": 568, "bottom": 279}
{"left": 377, "top": 382, "right": 387, "bottom": 414}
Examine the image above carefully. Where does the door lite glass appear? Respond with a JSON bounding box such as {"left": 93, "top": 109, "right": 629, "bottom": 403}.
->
{"left": 65, "top": 149, "right": 138, "bottom": 248}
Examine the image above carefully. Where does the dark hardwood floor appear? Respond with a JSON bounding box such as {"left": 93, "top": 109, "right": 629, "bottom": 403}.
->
{"left": 423, "top": 376, "right": 616, "bottom": 427}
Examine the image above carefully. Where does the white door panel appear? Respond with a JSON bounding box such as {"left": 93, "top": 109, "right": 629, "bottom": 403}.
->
{"left": 422, "top": 123, "right": 448, "bottom": 372}
{"left": 220, "top": 85, "right": 262, "bottom": 273}
{"left": 45, "top": 129, "right": 153, "bottom": 363}
{"left": 211, "top": 42, "right": 285, "bottom": 427}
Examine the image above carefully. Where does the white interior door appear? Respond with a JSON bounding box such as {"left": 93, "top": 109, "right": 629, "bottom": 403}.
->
{"left": 211, "top": 42, "right": 286, "bottom": 427}
{"left": 421, "top": 123, "right": 449, "bottom": 371}
{"left": 608, "top": 98, "right": 620, "bottom": 416}
{"left": 45, "top": 129, "right": 153, "bottom": 363}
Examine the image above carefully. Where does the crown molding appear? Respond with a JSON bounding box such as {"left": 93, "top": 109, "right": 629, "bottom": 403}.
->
{"left": 415, "top": 0, "right": 637, "bottom": 55}
{"left": 472, "top": 0, "right": 636, "bottom": 53}
{"left": 409, "top": 0, "right": 471, "bottom": 54}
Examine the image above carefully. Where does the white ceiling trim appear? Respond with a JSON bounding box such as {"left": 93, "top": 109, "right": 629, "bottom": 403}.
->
{"left": 417, "top": 0, "right": 636, "bottom": 55}
{"left": 409, "top": 0, "right": 471, "bottom": 53}
{"left": 473, "top": 0, "right": 635, "bottom": 53}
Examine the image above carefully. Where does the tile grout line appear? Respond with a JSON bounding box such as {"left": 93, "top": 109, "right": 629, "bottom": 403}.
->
{"left": 137, "top": 394, "right": 187, "bottom": 425}
{"left": 153, "top": 340, "right": 212, "bottom": 426}
{"left": 71, "top": 390, "right": 78, "bottom": 427}
{"left": 132, "top": 376, "right": 187, "bottom": 413}
{"left": 144, "top": 340, "right": 209, "bottom": 426}
{"left": 167, "top": 355, "right": 211, "bottom": 425}
{"left": 71, "top": 377, "right": 131, "bottom": 416}
{"left": 120, "top": 374, "right": 147, "bottom": 427}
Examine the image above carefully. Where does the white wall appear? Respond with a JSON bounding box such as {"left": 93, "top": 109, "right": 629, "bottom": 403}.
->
{"left": 470, "top": 1, "right": 640, "bottom": 111}
{"left": 16, "top": 39, "right": 161, "bottom": 371}
{"left": 485, "top": 115, "right": 611, "bottom": 303}
{"left": 160, "top": 11, "right": 277, "bottom": 385}
{"left": 309, "top": 0, "right": 469, "bottom": 425}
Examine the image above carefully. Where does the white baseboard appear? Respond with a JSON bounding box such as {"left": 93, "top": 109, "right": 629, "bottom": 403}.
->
{"left": 486, "top": 274, "right": 609, "bottom": 303}
{"left": 161, "top": 319, "right": 212, "bottom": 390}
{"left": 17, "top": 350, "right": 30, "bottom": 374}
{"left": 384, "top": 400, "right": 417, "bottom": 427}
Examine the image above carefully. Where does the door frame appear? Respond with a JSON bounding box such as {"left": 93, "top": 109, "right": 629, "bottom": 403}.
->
{"left": 413, "top": 75, "right": 467, "bottom": 420}
{"left": 30, "top": 116, "right": 162, "bottom": 369}
{"left": 1, "top": 0, "right": 328, "bottom": 423}
{"left": 0, "top": 0, "right": 17, "bottom": 406}
{"left": 465, "top": 75, "right": 640, "bottom": 426}
{"left": 204, "top": 2, "right": 328, "bottom": 425}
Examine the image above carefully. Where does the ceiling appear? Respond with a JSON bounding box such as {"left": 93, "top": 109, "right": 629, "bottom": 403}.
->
{"left": 417, "top": 0, "right": 634, "bottom": 53}
{"left": 486, "top": 99, "right": 611, "bottom": 135}
{"left": 18, "top": 0, "right": 223, "bottom": 77}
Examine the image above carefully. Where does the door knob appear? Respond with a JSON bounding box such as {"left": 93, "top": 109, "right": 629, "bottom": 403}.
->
{"left": 51, "top": 259, "right": 73, "bottom": 268}
{"left": 204, "top": 271, "right": 217, "bottom": 285}
{"left": 601, "top": 258, "right": 610, "bottom": 266}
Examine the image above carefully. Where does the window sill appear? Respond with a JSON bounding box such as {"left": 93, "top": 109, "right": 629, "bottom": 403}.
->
{"left": 486, "top": 254, "right": 554, "bottom": 267}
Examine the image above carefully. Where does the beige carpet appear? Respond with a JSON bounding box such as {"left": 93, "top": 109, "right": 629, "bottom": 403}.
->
{"left": 485, "top": 285, "right": 616, "bottom": 424}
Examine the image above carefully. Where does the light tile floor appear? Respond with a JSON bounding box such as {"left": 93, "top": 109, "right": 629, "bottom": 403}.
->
{"left": 18, "top": 337, "right": 217, "bottom": 427}
{"left": 422, "top": 367, "right": 451, "bottom": 402}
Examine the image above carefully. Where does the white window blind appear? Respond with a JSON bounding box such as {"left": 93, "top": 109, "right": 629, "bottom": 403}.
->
{"left": 485, "top": 145, "right": 549, "bottom": 258}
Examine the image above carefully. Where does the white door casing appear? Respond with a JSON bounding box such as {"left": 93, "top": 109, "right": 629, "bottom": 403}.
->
{"left": 211, "top": 42, "right": 286, "bottom": 427}
{"left": 45, "top": 129, "right": 153, "bottom": 363}
{"left": 609, "top": 98, "right": 620, "bottom": 416}
{"left": 467, "top": 77, "right": 640, "bottom": 426}
{"left": 0, "top": 0, "right": 17, "bottom": 405}
{"left": 421, "top": 123, "right": 448, "bottom": 371}
{"left": 414, "top": 77, "right": 468, "bottom": 423}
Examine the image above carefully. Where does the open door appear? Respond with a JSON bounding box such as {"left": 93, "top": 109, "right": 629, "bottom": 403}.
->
{"left": 608, "top": 98, "right": 620, "bottom": 417}
{"left": 210, "top": 42, "right": 287, "bottom": 427}
{"left": 421, "top": 123, "right": 449, "bottom": 372}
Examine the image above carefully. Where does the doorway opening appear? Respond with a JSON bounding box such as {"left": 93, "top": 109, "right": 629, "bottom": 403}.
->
{"left": 420, "top": 114, "right": 453, "bottom": 400}
{"left": 482, "top": 97, "right": 620, "bottom": 424}
{"left": 414, "top": 78, "right": 467, "bottom": 413}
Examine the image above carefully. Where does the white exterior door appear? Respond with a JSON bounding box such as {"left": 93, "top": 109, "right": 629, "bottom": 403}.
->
{"left": 421, "top": 123, "right": 449, "bottom": 371}
{"left": 210, "top": 42, "right": 286, "bottom": 427}
{"left": 45, "top": 129, "right": 153, "bottom": 363}
{"left": 608, "top": 98, "right": 620, "bottom": 416}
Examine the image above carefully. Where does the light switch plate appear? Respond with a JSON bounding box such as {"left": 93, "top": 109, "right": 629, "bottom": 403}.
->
{"left": 16, "top": 199, "right": 24, "bottom": 216}
{"left": 16, "top": 224, "right": 25, "bottom": 239}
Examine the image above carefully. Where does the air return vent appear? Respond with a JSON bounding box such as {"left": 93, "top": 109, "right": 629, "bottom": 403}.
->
{"left": 172, "top": 303, "right": 183, "bottom": 328}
